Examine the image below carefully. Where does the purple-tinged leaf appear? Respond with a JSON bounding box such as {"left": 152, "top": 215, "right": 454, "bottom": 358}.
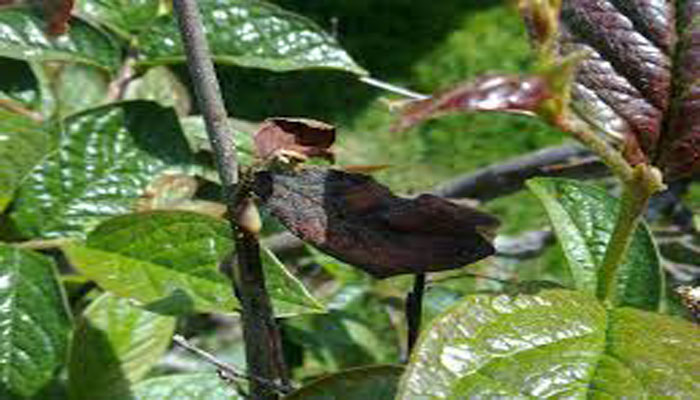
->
{"left": 523, "top": 0, "right": 700, "bottom": 179}
{"left": 253, "top": 167, "right": 499, "bottom": 278}
{"left": 395, "top": 74, "right": 552, "bottom": 131}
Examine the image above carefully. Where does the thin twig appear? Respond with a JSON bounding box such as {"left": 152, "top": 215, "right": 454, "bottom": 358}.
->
{"left": 431, "top": 144, "right": 606, "bottom": 200}
{"left": 172, "top": 335, "right": 294, "bottom": 394}
{"left": 172, "top": 2, "right": 287, "bottom": 399}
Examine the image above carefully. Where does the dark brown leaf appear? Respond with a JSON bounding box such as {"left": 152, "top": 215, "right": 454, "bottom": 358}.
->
{"left": 522, "top": 0, "right": 700, "bottom": 180}
{"left": 394, "top": 74, "right": 552, "bottom": 131}
{"left": 254, "top": 118, "right": 335, "bottom": 162}
{"left": 253, "top": 167, "right": 499, "bottom": 278}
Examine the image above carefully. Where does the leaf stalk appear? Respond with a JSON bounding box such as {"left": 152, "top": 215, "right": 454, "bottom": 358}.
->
{"left": 596, "top": 164, "right": 663, "bottom": 306}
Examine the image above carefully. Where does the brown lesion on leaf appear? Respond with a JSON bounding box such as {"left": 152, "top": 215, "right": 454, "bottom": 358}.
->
{"left": 254, "top": 118, "right": 336, "bottom": 164}
{"left": 253, "top": 166, "right": 499, "bottom": 278}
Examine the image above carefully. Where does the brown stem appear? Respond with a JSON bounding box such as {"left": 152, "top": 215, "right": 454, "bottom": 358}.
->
{"left": 171, "top": 1, "right": 287, "bottom": 399}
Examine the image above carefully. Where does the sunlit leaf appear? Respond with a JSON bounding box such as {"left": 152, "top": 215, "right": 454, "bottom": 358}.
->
{"left": 77, "top": 0, "right": 160, "bottom": 38}
{"left": 9, "top": 101, "right": 194, "bottom": 239}
{"left": 0, "top": 7, "right": 120, "bottom": 70}
{"left": 64, "top": 210, "right": 323, "bottom": 317}
{"left": 395, "top": 74, "right": 551, "bottom": 131}
{"left": 528, "top": 178, "right": 663, "bottom": 310}
{"left": 0, "top": 245, "right": 71, "bottom": 399}
{"left": 398, "top": 289, "right": 700, "bottom": 399}
{"left": 136, "top": 0, "right": 366, "bottom": 75}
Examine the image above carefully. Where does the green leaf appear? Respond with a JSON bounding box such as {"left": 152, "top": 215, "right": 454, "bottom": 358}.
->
{"left": 132, "top": 373, "right": 243, "bottom": 400}
{"left": 0, "top": 110, "right": 49, "bottom": 212}
{"left": 68, "top": 293, "right": 176, "bottom": 400}
{"left": 135, "top": 0, "right": 366, "bottom": 75}
{"left": 78, "top": 0, "right": 162, "bottom": 39}
{"left": 0, "top": 244, "right": 71, "bottom": 399}
{"left": 283, "top": 285, "right": 398, "bottom": 378}
{"left": 52, "top": 64, "right": 110, "bottom": 117}
{"left": 527, "top": 178, "right": 663, "bottom": 310}
{"left": 124, "top": 66, "right": 191, "bottom": 116}
{"left": 9, "top": 101, "right": 194, "bottom": 239}
{"left": 64, "top": 210, "right": 323, "bottom": 316}
{"left": 179, "top": 116, "right": 255, "bottom": 166}
{"left": 0, "top": 8, "right": 120, "bottom": 71}
{"left": 397, "top": 289, "right": 700, "bottom": 399}
{"left": 0, "top": 58, "right": 40, "bottom": 110}
{"left": 283, "top": 365, "right": 403, "bottom": 400}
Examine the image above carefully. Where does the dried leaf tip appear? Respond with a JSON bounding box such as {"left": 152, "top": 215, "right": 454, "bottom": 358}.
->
{"left": 254, "top": 118, "right": 336, "bottom": 164}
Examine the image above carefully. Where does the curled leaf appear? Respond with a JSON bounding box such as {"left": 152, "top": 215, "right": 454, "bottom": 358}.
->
{"left": 522, "top": 0, "right": 700, "bottom": 179}
{"left": 254, "top": 118, "right": 335, "bottom": 162}
{"left": 253, "top": 167, "right": 499, "bottom": 278}
{"left": 394, "top": 74, "right": 552, "bottom": 131}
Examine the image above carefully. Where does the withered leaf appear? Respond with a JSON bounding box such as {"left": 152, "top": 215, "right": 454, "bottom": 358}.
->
{"left": 394, "top": 74, "right": 552, "bottom": 131}
{"left": 254, "top": 118, "right": 335, "bottom": 162}
{"left": 253, "top": 167, "right": 499, "bottom": 278}
{"left": 522, "top": 0, "right": 700, "bottom": 180}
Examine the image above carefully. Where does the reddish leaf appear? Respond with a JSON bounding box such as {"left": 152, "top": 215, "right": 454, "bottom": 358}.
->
{"left": 39, "top": 0, "right": 74, "bottom": 35}
{"left": 254, "top": 118, "right": 335, "bottom": 162}
{"left": 253, "top": 167, "right": 499, "bottom": 278}
{"left": 522, "top": 0, "right": 700, "bottom": 179}
{"left": 394, "top": 74, "right": 552, "bottom": 131}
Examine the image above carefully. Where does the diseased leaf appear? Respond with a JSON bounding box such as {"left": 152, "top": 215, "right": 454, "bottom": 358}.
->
{"left": 255, "top": 118, "right": 335, "bottom": 162}
{"left": 0, "top": 245, "right": 71, "bottom": 399}
{"left": 68, "top": 293, "right": 176, "bottom": 400}
{"left": 64, "top": 210, "right": 323, "bottom": 317}
{"left": 9, "top": 101, "right": 193, "bottom": 239}
{"left": 522, "top": 0, "right": 700, "bottom": 179}
{"left": 135, "top": 0, "right": 366, "bottom": 74}
{"left": 132, "top": 373, "right": 242, "bottom": 400}
{"left": 0, "top": 7, "right": 120, "bottom": 70}
{"left": 254, "top": 167, "right": 499, "bottom": 278}
{"left": 397, "top": 289, "right": 700, "bottom": 399}
{"left": 283, "top": 365, "right": 403, "bottom": 400}
{"left": 395, "top": 74, "right": 552, "bottom": 131}
{"left": 528, "top": 178, "right": 663, "bottom": 310}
